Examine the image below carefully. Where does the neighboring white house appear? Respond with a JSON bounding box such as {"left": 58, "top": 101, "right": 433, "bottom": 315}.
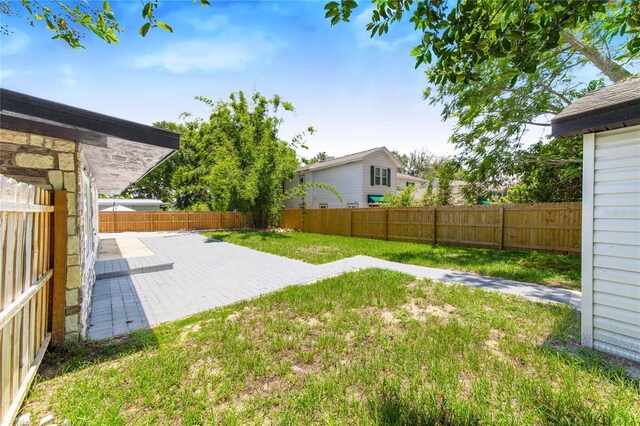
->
{"left": 397, "top": 172, "right": 427, "bottom": 188}
{"left": 397, "top": 172, "right": 428, "bottom": 202}
{"left": 284, "top": 147, "right": 407, "bottom": 208}
{"left": 551, "top": 77, "right": 640, "bottom": 363}
{"left": 99, "top": 198, "right": 165, "bottom": 212}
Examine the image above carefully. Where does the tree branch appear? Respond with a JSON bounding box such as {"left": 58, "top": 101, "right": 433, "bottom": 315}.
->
{"left": 523, "top": 121, "right": 552, "bottom": 127}
{"left": 562, "top": 31, "right": 632, "bottom": 83}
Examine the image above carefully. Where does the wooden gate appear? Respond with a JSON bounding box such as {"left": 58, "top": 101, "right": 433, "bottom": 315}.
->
{"left": 0, "top": 176, "right": 63, "bottom": 425}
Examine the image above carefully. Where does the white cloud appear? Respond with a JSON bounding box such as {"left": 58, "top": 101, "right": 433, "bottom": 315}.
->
{"left": 59, "top": 65, "right": 77, "bottom": 86}
{"left": 132, "top": 33, "right": 282, "bottom": 74}
{"left": 188, "top": 15, "right": 230, "bottom": 32}
{"left": 1, "top": 31, "right": 29, "bottom": 55}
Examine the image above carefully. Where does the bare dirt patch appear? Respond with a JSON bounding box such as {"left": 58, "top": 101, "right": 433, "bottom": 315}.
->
{"left": 485, "top": 329, "right": 508, "bottom": 361}
{"left": 354, "top": 307, "right": 400, "bottom": 325}
{"left": 179, "top": 322, "right": 202, "bottom": 342}
{"left": 296, "top": 317, "right": 321, "bottom": 327}
{"left": 403, "top": 299, "right": 457, "bottom": 322}
{"left": 298, "top": 245, "right": 341, "bottom": 255}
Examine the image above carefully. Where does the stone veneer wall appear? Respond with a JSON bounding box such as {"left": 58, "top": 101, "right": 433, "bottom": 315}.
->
{"left": 0, "top": 128, "right": 95, "bottom": 341}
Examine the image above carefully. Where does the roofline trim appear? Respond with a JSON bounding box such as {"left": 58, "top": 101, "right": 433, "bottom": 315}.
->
{"left": 551, "top": 102, "right": 640, "bottom": 138}
{"left": 0, "top": 88, "right": 179, "bottom": 150}
{"left": 296, "top": 147, "right": 402, "bottom": 173}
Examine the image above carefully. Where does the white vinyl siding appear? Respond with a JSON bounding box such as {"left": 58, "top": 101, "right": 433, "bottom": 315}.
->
{"left": 362, "top": 151, "right": 397, "bottom": 206}
{"left": 283, "top": 162, "right": 364, "bottom": 209}
{"left": 283, "top": 176, "right": 304, "bottom": 209}
{"left": 584, "top": 126, "right": 640, "bottom": 362}
{"left": 311, "top": 162, "right": 363, "bottom": 208}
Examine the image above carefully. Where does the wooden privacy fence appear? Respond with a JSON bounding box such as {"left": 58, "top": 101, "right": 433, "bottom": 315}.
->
{"left": 0, "top": 177, "right": 66, "bottom": 425}
{"left": 99, "top": 211, "right": 251, "bottom": 233}
{"left": 281, "top": 202, "right": 582, "bottom": 253}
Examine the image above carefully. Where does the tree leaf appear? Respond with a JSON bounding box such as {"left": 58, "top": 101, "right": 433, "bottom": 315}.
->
{"left": 156, "top": 21, "right": 173, "bottom": 33}
{"left": 139, "top": 22, "right": 151, "bottom": 36}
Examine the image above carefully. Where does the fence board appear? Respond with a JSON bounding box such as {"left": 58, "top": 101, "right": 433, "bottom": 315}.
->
{"left": 282, "top": 202, "right": 581, "bottom": 254}
{"left": 98, "top": 211, "right": 251, "bottom": 233}
{"left": 0, "top": 175, "right": 54, "bottom": 425}
{"left": 281, "top": 209, "right": 302, "bottom": 230}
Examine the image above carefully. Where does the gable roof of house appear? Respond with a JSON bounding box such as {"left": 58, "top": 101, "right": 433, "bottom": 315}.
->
{"left": 396, "top": 172, "right": 426, "bottom": 183}
{"left": 297, "top": 147, "right": 402, "bottom": 173}
{"left": 0, "top": 88, "right": 180, "bottom": 194}
{"left": 551, "top": 77, "right": 640, "bottom": 138}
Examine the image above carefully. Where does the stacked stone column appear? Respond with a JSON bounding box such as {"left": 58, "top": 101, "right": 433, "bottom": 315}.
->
{"left": 0, "top": 129, "right": 84, "bottom": 341}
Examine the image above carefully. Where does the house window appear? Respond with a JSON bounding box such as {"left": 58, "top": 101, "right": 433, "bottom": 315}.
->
{"left": 299, "top": 177, "right": 304, "bottom": 185}
{"left": 371, "top": 166, "right": 391, "bottom": 187}
{"left": 319, "top": 203, "right": 328, "bottom": 209}
{"left": 406, "top": 182, "right": 415, "bottom": 187}
{"left": 347, "top": 203, "right": 358, "bottom": 208}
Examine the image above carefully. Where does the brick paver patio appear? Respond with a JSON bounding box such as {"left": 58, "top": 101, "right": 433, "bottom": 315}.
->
{"left": 88, "top": 232, "right": 581, "bottom": 340}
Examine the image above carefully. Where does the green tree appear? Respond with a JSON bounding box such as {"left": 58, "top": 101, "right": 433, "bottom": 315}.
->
{"left": 421, "top": 180, "right": 436, "bottom": 206}
{"left": 434, "top": 160, "right": 460, "bottom": 205}
{"left": 327, "top": 0, "right": 637, "bottom": 204}
{"left": 395, "top": 149, "right": 447, "bottom": 181}
{"left": 503, "top": 136, "right": 582, "bottom": 203}
{"left": 302, "top": 152, "right": 330, "bottom": 165}
{"left": 326, "top": 0, "right": 638, "bottom": 84}
{"left": 123, "top": 91, "right": 313, "bottom": 227}
{"left": 0, "top": 0, "right": 210, "bottom": 48}
{"left": 383, "top": 184, "right": 417, "bottom": 207}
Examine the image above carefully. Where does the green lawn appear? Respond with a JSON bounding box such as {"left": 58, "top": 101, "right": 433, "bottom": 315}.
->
{"left": 205, "top": 230, "right": 581, "bottom": 290}
{"left": 23, "top": 270, "right": 637, "bottom": 424}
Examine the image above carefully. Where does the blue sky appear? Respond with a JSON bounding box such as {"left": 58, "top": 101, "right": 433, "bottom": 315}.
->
{"left": 2, "top": 1, "right": 547, "bottom": 158}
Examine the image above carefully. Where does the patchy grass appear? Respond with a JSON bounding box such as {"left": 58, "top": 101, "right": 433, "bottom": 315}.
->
{"left": 205, "top": 230, "right": 581, "bottom": 290}
{"left": 23, "top": 269, "right": 637, "bottom": 425}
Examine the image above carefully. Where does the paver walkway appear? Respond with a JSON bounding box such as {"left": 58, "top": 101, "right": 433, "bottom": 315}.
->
{"left": 88, "top": 232, "right": 581, "bottom": 339}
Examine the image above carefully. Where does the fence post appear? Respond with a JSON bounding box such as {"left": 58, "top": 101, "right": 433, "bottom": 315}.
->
{"left": 150, "top": 213, "right": 155, "bottom": 232}
{"left": 51, "top": 190, "right": 67, "bottom": 346}
{"left": 349, "top": 209, "right": 353, "bottom": 237}
{"left": 498, "top": 206, "right": 504, "bottom": 250}
{"left": 432, "top": 207, "right": 437, "bottom": 245}
{"left": 186, "top": 212, "right": 190, "bottom": 230}
{"left": 112, "top": 211, "right": 116, "bottom": 233}
{"left": 384, "top": 209, "right": 389, "bottom": 240}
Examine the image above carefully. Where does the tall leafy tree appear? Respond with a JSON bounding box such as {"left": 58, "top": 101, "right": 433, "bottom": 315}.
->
{"left": 302, "top": 152, "right": 330, "bottom": 165}
{"left": 124, "top": 91, "right": 312, "bottom": 227}
{"left": 326, "top": 0, "right": 638, "bottom": 83}
{"left": 394, "top": 149, "right": 447, "bottom": 181}
{"left": 327, "top": 0, "right": 638, "bottom": 203}
{"left": 502, "top": 136, "right": 583, "bottom": 203}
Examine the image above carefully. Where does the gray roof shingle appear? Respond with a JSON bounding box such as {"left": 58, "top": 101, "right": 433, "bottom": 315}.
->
{"left": 551, "top": 77, "right": 640, "bottom": 138}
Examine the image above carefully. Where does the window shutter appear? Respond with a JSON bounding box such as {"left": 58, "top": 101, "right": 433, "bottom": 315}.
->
{"left": 387, "top": 168, "right": 391, "bottom": 187}
{"left": 370, "top": 166, "right": 375, "bottom": 186}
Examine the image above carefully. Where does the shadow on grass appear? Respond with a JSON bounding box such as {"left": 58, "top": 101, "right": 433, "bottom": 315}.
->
{"left": 204, "top": 230, "right": 293, "bottom": 242}
{"left": 369, "top": 385, "right": 482, "bottom": 425}
{"left": 369, "top": 365, "right": 634, "bottom": 425}
{"left": 542, "top": 308, "right": 639, "bottom": 387}
{"left": 38, "top": 329, "right": 159, "bottom": 381}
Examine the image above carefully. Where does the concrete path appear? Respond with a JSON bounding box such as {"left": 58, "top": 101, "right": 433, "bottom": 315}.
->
{"left": 88, "top": 232, "right": 581, "bottom": 340}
